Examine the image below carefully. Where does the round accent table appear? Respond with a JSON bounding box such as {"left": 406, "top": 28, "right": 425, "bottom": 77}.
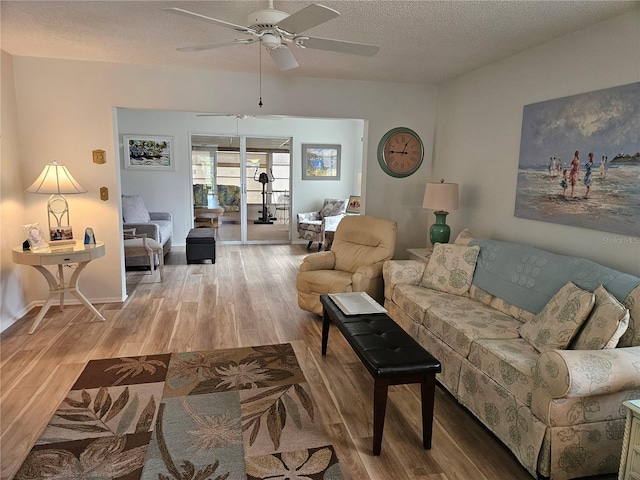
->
{"left": 12, "top": 241, "right": 106, "bottom": 334}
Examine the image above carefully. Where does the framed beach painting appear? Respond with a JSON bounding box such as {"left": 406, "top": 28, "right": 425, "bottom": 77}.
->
{"left": 302, "top": 144, "right": 341, "bottom": 180}
{"left": 514, "top": 82, "right": 640, "bottom": 237}
{"left": 124, "top": 135, "right": 175, "bottom": 170}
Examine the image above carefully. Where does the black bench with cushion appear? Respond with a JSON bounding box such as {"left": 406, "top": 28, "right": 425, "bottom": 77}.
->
{"left": 186, "top": 227, "right": 216, "bottom": 264}
{"left": 320, "top": 294, "right": 441, "bottom": 455}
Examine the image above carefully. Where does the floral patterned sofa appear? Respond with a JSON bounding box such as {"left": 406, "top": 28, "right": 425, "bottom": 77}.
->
{"left": 382, "top": 230, "right": 640, "bottom": 480}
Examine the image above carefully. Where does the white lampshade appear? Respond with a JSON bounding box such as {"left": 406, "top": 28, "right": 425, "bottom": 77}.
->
{"left": 422, "top": 180, "right": 459, "bottom": 213}
{"left": 26, "top": 161, "right": 87, "bottom": 194}
{"left": 27, "top": 161, "right": 87, "bottom": 232}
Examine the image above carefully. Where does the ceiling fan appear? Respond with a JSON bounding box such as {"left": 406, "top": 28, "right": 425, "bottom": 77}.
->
{"left": 165, "top": 1, "right": 380, "bottom": 71}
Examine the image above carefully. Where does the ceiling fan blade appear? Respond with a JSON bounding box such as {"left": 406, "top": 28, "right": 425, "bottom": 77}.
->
{"left": 178, "top": 39, "right": 256, "bottom": 52}
{"left": 269, "top": 46, "right": 299, "bottom": 71}
{"left": 296, "top": 36, "right": 380, "bottom": 56}
{"left": 276, "top": 4, "right": 339, "bottom": 34}
{"left": 164, "top": 7, "right": 256, "bottom": 35}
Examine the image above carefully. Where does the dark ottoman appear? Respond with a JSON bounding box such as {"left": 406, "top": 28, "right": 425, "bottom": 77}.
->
{"left": 186, "top": 228, "right": 216, "bottom": 264}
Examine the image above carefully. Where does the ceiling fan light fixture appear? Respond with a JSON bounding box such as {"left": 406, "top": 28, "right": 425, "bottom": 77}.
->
{"left": 261, "top": 33, "right": 281, "bottom": 49}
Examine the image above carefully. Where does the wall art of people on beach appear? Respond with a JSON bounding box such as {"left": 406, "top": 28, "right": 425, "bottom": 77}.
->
{"left": 515, "top": 82, "right": 639, "bottom": 237}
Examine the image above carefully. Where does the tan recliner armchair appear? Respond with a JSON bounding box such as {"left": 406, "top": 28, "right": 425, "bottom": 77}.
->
{"left": 296, "top": 215, "right": 397, "bottom": 315}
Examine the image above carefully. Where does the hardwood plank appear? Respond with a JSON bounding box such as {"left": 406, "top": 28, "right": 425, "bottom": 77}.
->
{"left": 2, "top": 244, "right": 610, "bottom": 480}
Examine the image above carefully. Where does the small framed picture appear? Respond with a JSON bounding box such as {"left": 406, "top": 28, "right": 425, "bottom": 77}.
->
{"left": 346, "top": 195, "right": 361, "bottom": 214}
{"left": 50, "top": 225, "right": 74, "bottom": 242}
{"left": 22, "top": 223, "right": 49, "bottom": 251}
{"left": 302, "top": 144, "right": 341, "bottom": 180}
{"left": 124, "top": 135, "right": 175, "bottom": 171}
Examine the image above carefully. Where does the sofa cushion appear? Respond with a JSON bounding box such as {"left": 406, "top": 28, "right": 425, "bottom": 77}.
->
{"left": 420, "top": 243, "right": 480, "bottom": 296}
{"left": 122, "top": 195, "right": 151, "bottom": 223}
{"left": 518, "top": 282, "right": 595, "bottom": 352}
{"left": 391, "top": 284, "right": 463, "bottom": 325}
{"left": 571, "top": 285, "right": 629, "bottom": 350}
{"left": 489, "top": 297, "right": 535, "bottom": 324}
{"left": 423, "top": 301, "right": 522, "bottom": 357}
{"left": 619, "top": 284, "right": 640, "bottom": 347}
{"left": 468, "top": 338, "right": 538, "bottom": 405}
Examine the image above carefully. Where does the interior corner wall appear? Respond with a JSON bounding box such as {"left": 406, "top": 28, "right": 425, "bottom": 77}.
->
{"left": 7, "top": 56, "right": 437, "bottom": 326}
{"left": 433, "top": 9, "right": 640, "bottom": 276}
{"left": 0, "top": 50, "right": 29, "bottom": 331}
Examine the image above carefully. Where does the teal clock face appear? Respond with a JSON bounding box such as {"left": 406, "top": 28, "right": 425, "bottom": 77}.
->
{"left": 377, "top": 127, "right": 424, "bottom": 178}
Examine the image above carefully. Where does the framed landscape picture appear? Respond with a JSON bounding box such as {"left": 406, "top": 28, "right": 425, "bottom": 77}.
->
{"left": 124, "top": 135, "right": 175, "bottom": 170}
{"left": 302, "top": 144, "right": 341, "bottom": 180}
{"left": 514, "top": 82, "right": 640, "bottom": 237}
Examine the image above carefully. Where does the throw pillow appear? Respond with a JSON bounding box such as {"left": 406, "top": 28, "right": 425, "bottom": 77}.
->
{"left": 420, "top": 243, "right": 480, "bottom": 295}
{"left": 518, "top": 281, "right": 595, "bottom": 352}
{"left": 122, "top": 195, "right": 151, "bottom": 224}
{"left": 571, "top": 285, "right": 630, "bottom": 350}
{"left": 320, "top": 198, "right": 346, "bottom": 218}
{"left": 454, "top": 228, "right": 477, "bottom": 246}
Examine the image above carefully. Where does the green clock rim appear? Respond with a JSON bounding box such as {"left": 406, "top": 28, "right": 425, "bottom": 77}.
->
{"left": 377, "top": 127, "right": 424, "bottom": 178}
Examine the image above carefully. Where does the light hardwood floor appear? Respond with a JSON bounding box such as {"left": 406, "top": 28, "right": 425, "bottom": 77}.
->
{"left": 0, "top": 245, "right": 617, "bottom": 480}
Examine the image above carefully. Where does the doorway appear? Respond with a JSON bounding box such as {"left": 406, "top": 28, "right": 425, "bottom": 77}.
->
{"left": 190, "top": 134, "right": 291, "bottom": 244}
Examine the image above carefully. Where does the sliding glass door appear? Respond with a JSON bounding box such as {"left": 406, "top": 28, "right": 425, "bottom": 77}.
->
{"left": 190, "top": 134, "right": 291, "bottom": 244}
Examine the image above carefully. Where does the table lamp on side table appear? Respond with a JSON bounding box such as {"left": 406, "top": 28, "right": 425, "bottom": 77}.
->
{"left": 26, "top": 161, "right": 87, "bottom": 245}
{"left": 422, "top": 179, "right": 459, "bottom": 244}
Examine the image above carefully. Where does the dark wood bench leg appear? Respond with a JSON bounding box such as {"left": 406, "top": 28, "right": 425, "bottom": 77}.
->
{"left": 321, "top": 308, "right": 331, "bottom": 356}
{"left": 373, "top": 378, "right": 390, "bottom": 456}
{"left": 421, "top": 373, "right": 437, "bottom": 449}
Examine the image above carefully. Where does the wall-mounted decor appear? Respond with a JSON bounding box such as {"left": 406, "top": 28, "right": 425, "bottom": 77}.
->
{"left": 124, "top": 135, "right": 174, "bottom": 171}
{"left": 92, "top": 149, "right": 106, "bottom": 164}
{"left": 515, "top": 82, "right": 640, "bottom": 237}
{"left": 302, "top": 144, "right": 341, "bottom": 180}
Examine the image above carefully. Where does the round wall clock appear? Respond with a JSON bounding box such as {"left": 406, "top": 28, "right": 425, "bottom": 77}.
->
{"left": 377, "top": 127, "right": 424, "bottom": 178}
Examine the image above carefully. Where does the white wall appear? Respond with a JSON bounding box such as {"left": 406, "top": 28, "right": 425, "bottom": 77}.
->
{"left": 0, "top": 51, "right": 29, "bottom": 331}
{"left": 117, "top": 109, "right": 364, "bottom": 244}
{"left": 1, "top": 55, "right": 436, "bottom": 330}
{"left": 434, "top": 9, "right": 640, "bottom": 276}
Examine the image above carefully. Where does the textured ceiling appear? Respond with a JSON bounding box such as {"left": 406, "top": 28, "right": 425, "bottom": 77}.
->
{"left": 1, "top": 1, "right": 638, "bottom": 85}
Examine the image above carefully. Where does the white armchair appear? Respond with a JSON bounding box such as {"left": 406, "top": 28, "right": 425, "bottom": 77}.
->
{"left": 296, "top": 198, "right": 347, "bottom": 251}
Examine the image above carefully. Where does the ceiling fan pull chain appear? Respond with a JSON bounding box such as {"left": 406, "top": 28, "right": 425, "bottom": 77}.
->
{"left": 259, "top": 43, "right": 264, "bottom": 108}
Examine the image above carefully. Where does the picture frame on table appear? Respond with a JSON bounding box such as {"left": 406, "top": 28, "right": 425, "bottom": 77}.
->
{"left": 124, "top": 135, "right": 175, "bottom": 171}
{"left": 22, "top": 223, "right": 49, "bottom": 251}
{"left": 302, "top": 144, "right": 341, "bottom": 180}
{"left": 346, "top": 195, "right": 361, "bottom": 214}
{"left": 50, "top": 225, "right": 74, "bottom": 242}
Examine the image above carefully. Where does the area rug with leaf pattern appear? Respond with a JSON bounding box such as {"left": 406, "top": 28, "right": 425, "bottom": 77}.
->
{"left": 16, "top": 343, "right": 344, "bottom": 479}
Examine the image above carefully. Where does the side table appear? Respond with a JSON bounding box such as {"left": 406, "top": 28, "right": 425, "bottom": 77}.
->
{"left": 12, "top": 241, "right": 106, "bottom": 334}
{"left": 407, "top": 248, "right": 433, "bottom": 262}
{"left": 620, "top": 399, "right": 640, "bottom": 480}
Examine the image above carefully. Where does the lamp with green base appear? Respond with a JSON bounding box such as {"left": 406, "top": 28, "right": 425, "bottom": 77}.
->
{"left": 422, "top": 179, "right": 459, "bottom": 244}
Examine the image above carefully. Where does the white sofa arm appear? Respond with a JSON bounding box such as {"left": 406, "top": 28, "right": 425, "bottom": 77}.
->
{"left": 382, "top": 260, "right": 426, "bottom": 300}
{"left": 149, "top": 211, "right": 172, "bottom": 222}
{"left": 531, "top": 347, "right": 640, "bottom": 423}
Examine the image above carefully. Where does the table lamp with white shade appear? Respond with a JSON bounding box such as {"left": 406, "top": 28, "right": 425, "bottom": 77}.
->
{"left": 422, "top": 179, "right": 459, "bottom": 244}
{"left": 26, "top": 161, "right": 87, "bottom": 242}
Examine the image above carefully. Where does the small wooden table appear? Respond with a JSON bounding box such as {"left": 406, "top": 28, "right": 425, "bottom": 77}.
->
{"left": 12, "top": 242, "right": 106, "bottom": 334}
